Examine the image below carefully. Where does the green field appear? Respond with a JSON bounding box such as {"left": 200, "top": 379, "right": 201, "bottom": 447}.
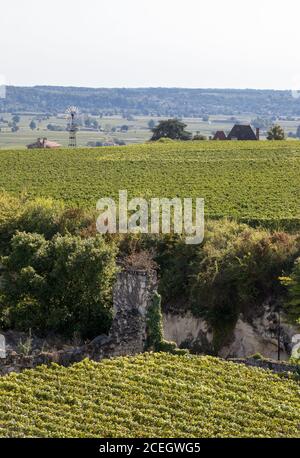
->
{"left": 0, "top": 114, "right": 154, "bottom": 148}
{"left": 0, "top": 141, "right": 300, "bottom": 222}
{"left": 2, "top": 113, "right": 300, "bottom": 149}
{"left": 0, "top": 354, "right": 299, "bottom": 438}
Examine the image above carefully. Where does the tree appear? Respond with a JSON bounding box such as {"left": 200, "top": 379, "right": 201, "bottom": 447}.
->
{"left": 267, "top": 124, "right": 285, "bottom": 140}
{"left": 114, "top": 139, "right": 126, "bottom": 146}
{"left": 11, "top": 124, "right": 19, "bottom": 132}
{"left": 193, "top": 134, "right": 207, "bottom": 141}
{"left": 47, "top": 124, "right": 64, "bottom": 131}
{"left": 84, "top": 117, "right": 99, "bottom": 129}
{"left": 12, "top": 115, "right": 20, "bottom": 124}
{"left": 1, "top": 232, "right": 118, "bottom": 338}
{"left": 150, "top": 119, "right": 192, "bottom": 141}
{"left": 280, "top": 258, "right": 300, "bottom": 325}
{"left": 29, "top": 120, "right": 36, "bottom": 130}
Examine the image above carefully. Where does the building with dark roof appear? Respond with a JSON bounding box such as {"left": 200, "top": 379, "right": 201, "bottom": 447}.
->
{"left": 227, "top": 125, "right": 259, "bottom": 141}
{"left": 213, "top": 130, "right": 227, "bottom": 140}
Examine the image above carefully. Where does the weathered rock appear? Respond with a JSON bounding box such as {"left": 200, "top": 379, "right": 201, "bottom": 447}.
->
{"left": 163, "top": 312, "right": 214, "bottom": 353}
{"left": 89, "top": 269, "right": 157, "bottom": 359}
{"left": 163, "top": 303, "right": 300, "bottom": 360}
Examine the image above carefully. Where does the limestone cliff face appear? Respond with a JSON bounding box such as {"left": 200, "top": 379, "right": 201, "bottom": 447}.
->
{"left": 163, "top": 304, "right": 300, "bottom": 360}
{"left": 163, "top": 312, "right": 214, "bottom": 354}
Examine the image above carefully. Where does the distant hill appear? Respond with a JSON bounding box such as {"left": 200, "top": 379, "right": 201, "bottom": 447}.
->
{"left": 1, "top": 86, "right": 300, "bottom": 117}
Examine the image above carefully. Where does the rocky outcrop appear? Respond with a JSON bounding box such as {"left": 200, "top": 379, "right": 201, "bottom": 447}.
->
{"left": 163, "top": 303, "right": 300, "bottom": 360}
{"left": 220, "top": 304, "right": 300, "bottom": 360}
{"left": 163, "top": 312, "right": 214, "bottom": 354}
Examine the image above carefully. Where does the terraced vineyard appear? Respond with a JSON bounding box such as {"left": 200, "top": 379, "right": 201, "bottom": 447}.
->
{"left": 0, "top": 141, "right": 300, "bottom": 223}
{"left": 0, "top": 354, "right": 299, "bottom": 438}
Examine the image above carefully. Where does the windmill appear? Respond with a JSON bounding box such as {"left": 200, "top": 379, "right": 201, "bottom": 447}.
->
{"left": 66, "top": 106, "right": 79, "bottom": 147}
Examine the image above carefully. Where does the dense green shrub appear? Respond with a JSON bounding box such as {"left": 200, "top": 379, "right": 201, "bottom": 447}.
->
{"left": 0, "top": 191, "right": 23, "bottom": 252}
{"left": 0, "top": 191, "right": 95, "bottom": 254}
{"left": 1, "top": 193, "right": 300, "bottom": 345}
{"left": 280, "top": 258, "right": 300, "bottom": 325}
{"left": 190, "top": 222, "right": 298, "bottom": 330}
{"left": 16, "top": 198, "right": 63, "bottom": 239}
{"left": 146, "top": 292, "right": 187, "bottom": 354}
{"left": 150, "top": 119, "right": 192, "bottom": 141}
{"left": 1, "top": 232, "right": 118, "bottom": 338}
{"left": 136, "top": 221, "right": 300, "bottom": 350}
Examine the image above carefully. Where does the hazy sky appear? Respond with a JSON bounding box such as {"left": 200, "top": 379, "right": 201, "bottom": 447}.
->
{"left": 1, "top": 0, "right": 300, "bottom": 89}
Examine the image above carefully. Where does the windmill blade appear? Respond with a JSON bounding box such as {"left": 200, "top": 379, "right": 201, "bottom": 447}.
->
{"left": 65, "top": 106, "right": 79, "bottom": 118}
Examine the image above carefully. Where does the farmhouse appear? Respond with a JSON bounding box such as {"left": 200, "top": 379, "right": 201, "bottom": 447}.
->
{"left": 212, "top": 125, "right": 260, "bottom": 141}
{"left": 227, "top": 125, "right": 259, "bottom": 141}
{"left": 213, "top": 130, "right": 227, "bottom": 140}
{"left": 27, "top": 137, "right": 61, "bottom": 149}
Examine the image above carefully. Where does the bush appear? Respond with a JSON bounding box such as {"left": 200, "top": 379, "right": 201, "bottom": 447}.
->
{"left": 146, "top": 292, "right": 187, "bottom": 354}
{"left": 267, "top": 125, "right": 285, "bottom": 140}
{"left": 157, "top": 137, "right": 175, "bottom": 143}
{"left": 0, "top": 192, "right": 95, "bottom": 254}
{"left": 0, "top": 191, "right": 23, "bottom": 252}
{"left": 280, "top": 258, "right": 300, "bottom": 324}
{"left": 0, "top": 193, "right": 63, "bottom": 254}
{"left": 16, "top": 198, "right": 63, "bottom": 239}
{"left": 137, "top": 220, "right": 299, "bottom": 351}
{"left": 193, "top": 134, "right": 207, "bottom": 141}
{"left": 150, "top": 119, "right": 192, "bottom": 141}
{"left": 1, "top": 232, "right": 118, "bottom": 338}
{"left": 190, "top": 221, "right": 298, "bottom": 323}
{"left": 249, "top": 353, "right": 264, "bottom": 360}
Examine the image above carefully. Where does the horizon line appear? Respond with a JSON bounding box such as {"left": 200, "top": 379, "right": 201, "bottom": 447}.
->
{"left": 3, "top": 84, "right": 299, "bottom": 92}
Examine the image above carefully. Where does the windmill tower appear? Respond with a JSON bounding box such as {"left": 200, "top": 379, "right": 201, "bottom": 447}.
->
{"left": 66, "top": 106, "right": 79, "bottom": 147}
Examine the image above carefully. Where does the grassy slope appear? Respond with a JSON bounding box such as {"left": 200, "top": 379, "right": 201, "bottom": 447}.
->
{"left": 0, "top": 353, "right": 299, "bottom": 438}
{"left": 0, "top": 141, "right": 300, "bottom": 221}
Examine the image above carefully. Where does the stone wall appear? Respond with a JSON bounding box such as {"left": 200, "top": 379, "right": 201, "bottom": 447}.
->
{"left": 0, "top": 269, "right": 157, "bottom": 376}
{"left": 229, "top": 357, "right": 299, "bottom": 375}
{"left": 89, "top": 269, "right": 157, "bottom": 359}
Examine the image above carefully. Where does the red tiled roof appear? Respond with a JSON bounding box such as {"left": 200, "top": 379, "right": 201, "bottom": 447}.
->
{"left": 27, "top": 138, "right": 61, "bottom": 149}
{"left": 43, "top": 140, "right": 61, "bottom": 148}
